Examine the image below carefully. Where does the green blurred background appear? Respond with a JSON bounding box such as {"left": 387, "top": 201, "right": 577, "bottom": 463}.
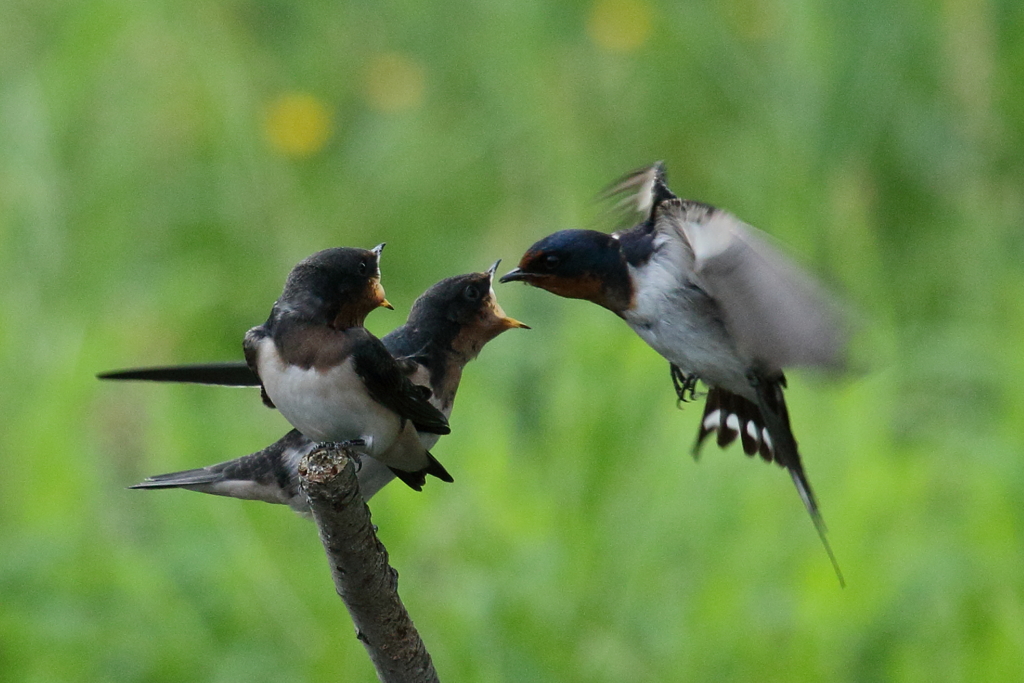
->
{"left": 3, "top": 0, "right": 1023, "bottom": 680}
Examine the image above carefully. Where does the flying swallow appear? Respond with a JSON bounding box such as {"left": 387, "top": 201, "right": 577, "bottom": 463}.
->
{"left": 500, "top": 163, "right": 849, "bottom": 583}
{"left": 107, "top": 264, "right": 528, "bottom": 509}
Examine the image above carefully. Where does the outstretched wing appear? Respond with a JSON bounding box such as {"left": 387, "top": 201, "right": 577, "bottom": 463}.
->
{"left": 349, "top": 329, "right": 451, "bottom": 435}
{"left": 659, "top": 204, "right": 849, "bottom": 371}
{"left": 602, "top": 162, "right": 674, "bottom": 223}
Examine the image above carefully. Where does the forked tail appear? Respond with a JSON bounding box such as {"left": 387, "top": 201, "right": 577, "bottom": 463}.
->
{"left": 693, "top": 382, "right": 845, "bottom": 587}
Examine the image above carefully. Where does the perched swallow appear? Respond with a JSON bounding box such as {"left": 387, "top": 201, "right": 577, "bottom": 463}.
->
{"left": 113, "top": 264, "right": 528, "bottom": 510}
{"left": 501, "top": 163, "right": 849, "bottom": 582}
{"left": 239, "top": 244, "right": 461, "bottom": 490}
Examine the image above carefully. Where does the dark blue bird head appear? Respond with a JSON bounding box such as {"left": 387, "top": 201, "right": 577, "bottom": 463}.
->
{"left": 499, "top": 230, "right": 633, "bottom": 313}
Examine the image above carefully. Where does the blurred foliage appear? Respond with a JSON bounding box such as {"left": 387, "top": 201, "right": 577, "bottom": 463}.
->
{"left": 2, "top": 0, "right": 1023, "bottom": 680}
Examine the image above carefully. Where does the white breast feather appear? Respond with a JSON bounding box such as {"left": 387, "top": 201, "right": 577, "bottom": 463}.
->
{"left": 256, "top": 339, "right": 401, "bottom": 458}
{"left": 622, "top": 231, "right": 753, "bottom": 396}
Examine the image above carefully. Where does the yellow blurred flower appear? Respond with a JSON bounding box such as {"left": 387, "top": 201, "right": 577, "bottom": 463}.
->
{"left": 363, "top": 53, "right": 426, "bottom": 113}
{"left": 587, "top": 0, "right": 654, "bottom": 53}
{"left": 263, "top": 93, "right": 333, "bottom": 158}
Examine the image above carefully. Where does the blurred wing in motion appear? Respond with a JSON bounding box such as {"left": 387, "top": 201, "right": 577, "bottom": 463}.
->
{"left": 674, "top": 209, "right": 850, "bottom": 372}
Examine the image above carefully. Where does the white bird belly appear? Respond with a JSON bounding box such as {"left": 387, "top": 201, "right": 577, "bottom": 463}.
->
{"left": 258, "top": 350, "right": 402, "bottom": 459}
{"left": 624, "top": 267, "right": 753, "bottom": 396}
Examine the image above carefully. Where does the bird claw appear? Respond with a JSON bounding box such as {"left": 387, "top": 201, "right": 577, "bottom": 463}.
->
{"left": 670, "top": 364, "right": 700, "bottom": 404}
{"left": 314, "top": 439, "right": 366, "bottom": 453}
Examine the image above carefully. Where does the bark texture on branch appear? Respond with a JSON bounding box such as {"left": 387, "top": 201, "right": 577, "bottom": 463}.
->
{"left": 299, "top": 444, "right": 439, "bottom": 683}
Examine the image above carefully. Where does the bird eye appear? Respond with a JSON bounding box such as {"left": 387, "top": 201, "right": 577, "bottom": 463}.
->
{"left": 358, "top": 260, "right": 368, "bottom": 276}
{"left": 464, "top": 285, "right": 480, "bottom": 301}
{"left": 542, "top": 253, "right": 561, "bottom": 270}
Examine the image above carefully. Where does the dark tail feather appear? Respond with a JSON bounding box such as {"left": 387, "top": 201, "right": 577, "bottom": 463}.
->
{"left": 693, "top": 387, "right": 772, "bottom": 462}
{"left": 389, "top": 467, "right": 426, "bottom": 491}
{"left": 98, "top": 362, "right": 260, "bottom": 387}
{"left": 130, "top": 468, "right": 225, "bottom": 489}
{"left": 693, "top": 383, "right": 845, "bottom": 587}
{"left": 788, "top": 469, "right": 845, "bottom": 587}
{"left": 692, "top": 387, "right": 720, "bottom": 459}
{"left": 388, "top": 452, "right": 453, "bottom": 492}
{"left": 749, "top": 375, "right": 845, "bottom": 588}
{"left": 128, "top": 430, "right": 309, "bottom": 508}
{"left": 425, "top": 453, "right": 454, "bottom": 483}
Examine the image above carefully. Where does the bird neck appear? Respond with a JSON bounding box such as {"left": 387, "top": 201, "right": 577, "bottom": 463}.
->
{"left": 331, "top": 306, "right": 369, "bottom": 330}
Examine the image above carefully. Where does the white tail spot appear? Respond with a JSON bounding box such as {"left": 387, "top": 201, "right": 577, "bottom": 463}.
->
{"left": 746, "top": 421, "right": 760, "bottom": 442}
{"left": 702, "top": 409, "right": 722, "bottom": 431}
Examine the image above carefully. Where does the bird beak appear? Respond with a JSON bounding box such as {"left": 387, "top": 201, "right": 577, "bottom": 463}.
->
{"left": 489, "top": 262, "right": 529, "bottom": 327}
{"left": 488, "top": 298, "right": 530, "bottom": 330}
{"left": 373, "top": 280, "right": 393, "bottom": 310}
{"left": 501, "top": 316, "right": 530, "bottom": 329}
{"left": 499, "top": 267, "right": 528, "bottom": 284}
{"left": 486, "top": 259, "right": 502, "bottom": 280}
{"left": 372, "top": 243, "right": 386, "bottom": 256}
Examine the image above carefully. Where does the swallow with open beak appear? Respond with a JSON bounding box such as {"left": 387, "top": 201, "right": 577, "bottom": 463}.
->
{"left": 240, "top": 243, "right": 460, "bottom": 490}
{"left": 102, "top": 263, "right": 528, "bottom": 508}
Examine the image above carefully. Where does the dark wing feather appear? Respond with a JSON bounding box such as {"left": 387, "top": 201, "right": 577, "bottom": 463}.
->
{"left": 97, "top": 362, "right": 259, "bottom": 386}
{"left": 601, "top": 162, "right": 674, "bottom": 222}
{"left": 243, "top": 325, "right": 275, "bottom": 408}
{"left": 350, "top": 329, "right": 451, "bottom": 435}
{"left": 388, "top": 451, "right": 453, "bottom": 492}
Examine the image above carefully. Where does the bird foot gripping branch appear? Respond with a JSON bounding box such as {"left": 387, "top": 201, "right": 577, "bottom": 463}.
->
{"left": 299, "top": 443, "right": 355, "bottom": 487}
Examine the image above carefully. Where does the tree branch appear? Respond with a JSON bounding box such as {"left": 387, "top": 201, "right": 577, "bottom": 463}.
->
{"left": 299, "top": 444, "right": 439, "bottom": 683}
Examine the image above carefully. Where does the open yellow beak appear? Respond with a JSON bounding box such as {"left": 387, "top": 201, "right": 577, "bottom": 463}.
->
{"left": 373, "top": 281, "right": 393, "bottom": 310}
{"left": 490, "top": 298, "right": 529, "bottom": 329}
